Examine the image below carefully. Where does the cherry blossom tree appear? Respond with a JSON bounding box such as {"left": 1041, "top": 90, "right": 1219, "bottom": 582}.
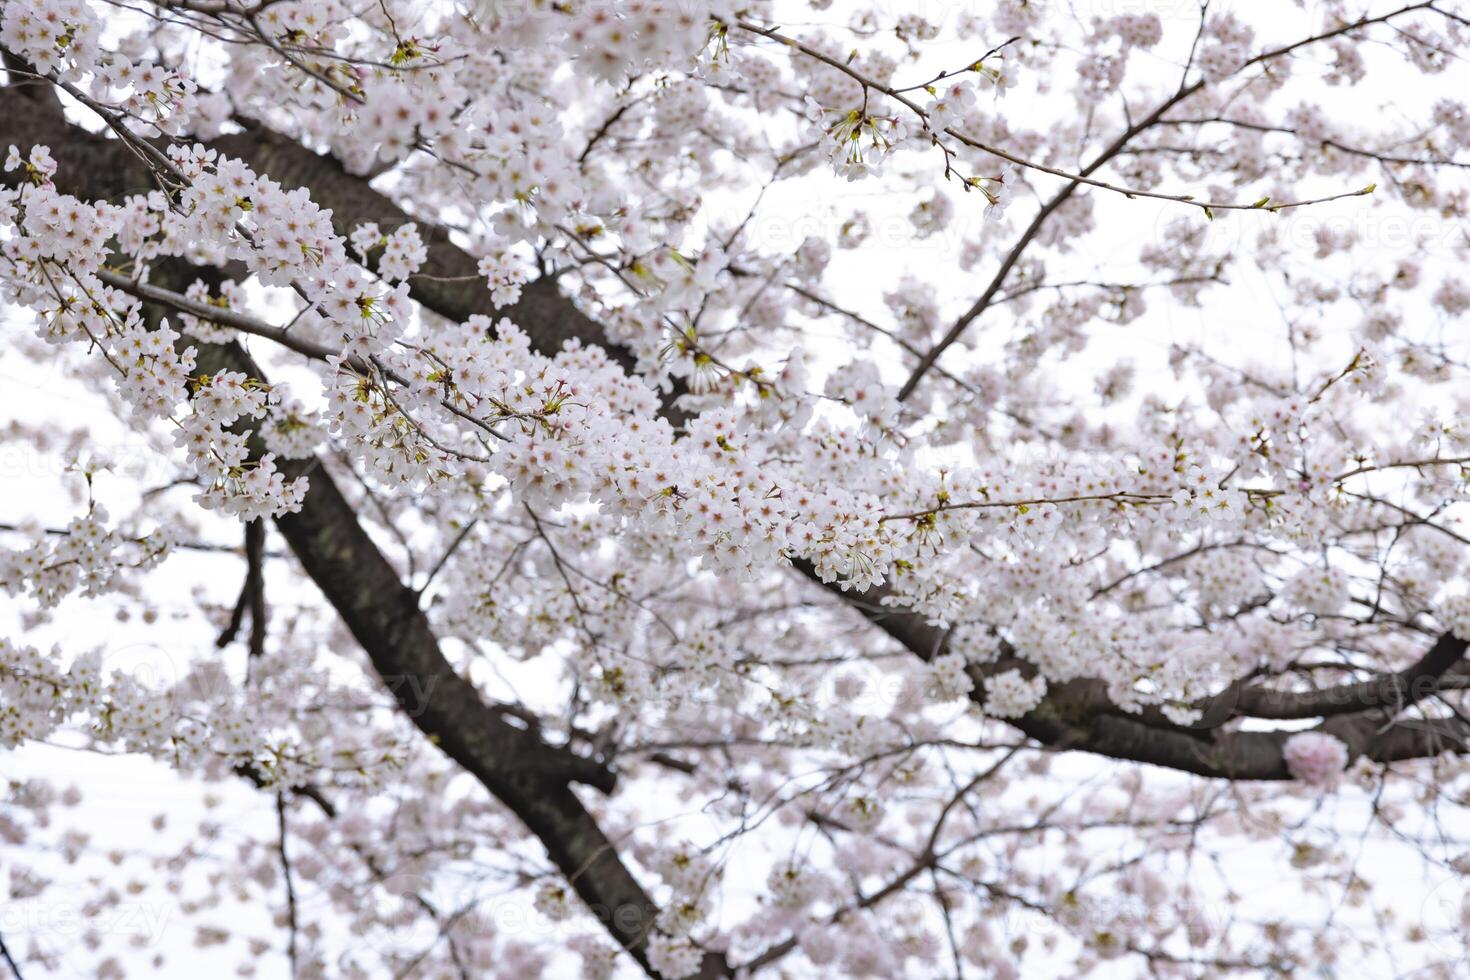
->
{"left": 3, "top": 0, "right": 1470, "bottom": 976}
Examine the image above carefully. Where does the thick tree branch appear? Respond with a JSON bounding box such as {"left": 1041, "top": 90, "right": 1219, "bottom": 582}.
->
{"left": 803, "top": 563, "right": 1470, "bottom": 778}
{"left": 1224, "top": 631, "right": 1469, "bottom": 720}
{"left": 196, "top": 329, "right": 718, "bottom": 976}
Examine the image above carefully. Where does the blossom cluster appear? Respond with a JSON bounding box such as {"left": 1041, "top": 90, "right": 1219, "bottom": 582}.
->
{"left": 0, "top": 156, "right": 311, "bottom": 519}
{"left": 1283, "top": 732, "right": 1350, "bottom": 788}
{"left": 0, "top": 506, "right": 170, "bottom": 609}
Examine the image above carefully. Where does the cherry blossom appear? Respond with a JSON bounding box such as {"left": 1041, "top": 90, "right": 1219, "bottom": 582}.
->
{"left": 1, "top": 1, "right": 1470, "bottom": 978}
{"left": 1283, "top": 732, "right": 1350, "bottom": 788}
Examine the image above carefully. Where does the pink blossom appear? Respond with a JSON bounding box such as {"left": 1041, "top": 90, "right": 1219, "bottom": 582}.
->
{"left": 1283, "top": 732, "right": 1349, "bottom": 788}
